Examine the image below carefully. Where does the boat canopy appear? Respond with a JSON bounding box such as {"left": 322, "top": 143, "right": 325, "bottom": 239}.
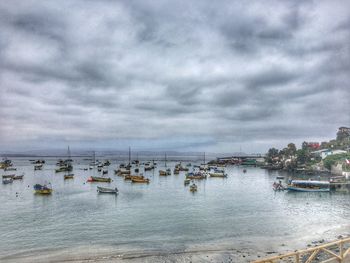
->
{"left": 291, "top": 180, "right": 330, "bottom": 186}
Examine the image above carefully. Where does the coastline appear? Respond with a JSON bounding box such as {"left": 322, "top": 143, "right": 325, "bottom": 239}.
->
{"left": 2, "top": 230, "right": 349, "bottom": 263}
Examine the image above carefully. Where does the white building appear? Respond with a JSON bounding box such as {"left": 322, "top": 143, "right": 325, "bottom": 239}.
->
{"left": 311, "top": 149, "right": 347, "bottom": 159}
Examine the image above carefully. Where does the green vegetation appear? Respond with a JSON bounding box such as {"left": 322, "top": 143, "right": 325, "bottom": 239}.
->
{"left": 265, "top": 127, "right": 350, "bottom": 171}
{"left": 323, "top": 153, "right": 350, "bottom": 170}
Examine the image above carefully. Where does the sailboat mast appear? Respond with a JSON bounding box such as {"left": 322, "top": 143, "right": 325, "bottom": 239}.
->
{"left": 204, "top": 152, "right": 206, "bottom": 164}
{"left": 128, "top": 147, "right": 131, "bottom": 165}
{"left": 165, "top": 152, "right": 167, "bottom": 168}
{"left": 67, "top": 146, "right": 71, "bottom": 159}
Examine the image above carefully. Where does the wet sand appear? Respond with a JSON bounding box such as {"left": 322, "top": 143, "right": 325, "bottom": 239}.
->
{"left": 2, "top": 232, "right": 350, "bottom": 263}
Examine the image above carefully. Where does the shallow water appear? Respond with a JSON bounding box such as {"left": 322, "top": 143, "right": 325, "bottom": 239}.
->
{"left": 1, "top": 158, "right": 350, "bottom": 258}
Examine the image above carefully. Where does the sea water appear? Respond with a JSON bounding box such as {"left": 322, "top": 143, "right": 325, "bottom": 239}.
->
{"left": 1, "top": 157, "right": 350, "bottom": 258}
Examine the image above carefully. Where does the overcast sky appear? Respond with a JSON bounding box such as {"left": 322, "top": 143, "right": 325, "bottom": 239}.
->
{"left": 0, "top": 0, "right": 349, "bottom": 153}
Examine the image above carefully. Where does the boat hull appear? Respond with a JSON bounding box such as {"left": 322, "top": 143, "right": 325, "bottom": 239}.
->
{"left": 131, "top": 178, "right": 149, "bottom": 183}
{"left": 97, "top": 186, "right": 118, "bottom": 194}
{"left": 287, "top": 186, "right": 330, "bottom": 192}
{"left": 209, "top": 173, "right": 227, "bottom": 178}
{"left": 89, "top": 176, "right": 111, "bottom": 183}
{"left": 35, "top": 189, "right": 52, "bottom": 195}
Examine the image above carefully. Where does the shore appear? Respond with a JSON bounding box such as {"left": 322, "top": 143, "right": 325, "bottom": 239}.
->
{"left": 2, "top": 231, "right": 350, "bottom": 263}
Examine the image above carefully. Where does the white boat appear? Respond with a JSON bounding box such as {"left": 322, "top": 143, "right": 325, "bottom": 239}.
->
{"left": 287, "top": 180, "right": 330, "bottom": 192}
{"left": 97, "top": 186, "right": 118, "bottom": 194}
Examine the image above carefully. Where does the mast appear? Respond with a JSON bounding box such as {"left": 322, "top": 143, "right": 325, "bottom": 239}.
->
{"left": 128, "top": 147, "right": 131, "bottom": 166}
{"left": 204, "top": 152, "right": 206, "bottom": 164}
{"left": 165, "top": 152, "right": 167, "bottom": 168}
{"left": 67, "top": 146, "right": 71, "bottom": 159}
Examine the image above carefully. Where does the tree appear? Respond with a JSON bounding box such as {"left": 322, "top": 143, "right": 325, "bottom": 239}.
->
{"left": 287, "top": 143, "right": 297, "bottom": 156}
{"left": 302, "top": 141, "right": 308, "bottom": 150}
{"left": 266, "top": 148, "right": 279, "bottom": 164}
{"left": 267, "top": 148, "right": 279, "bottom": 158}
{"left": 296, "top": 149, "right": 308, "bottom": 165}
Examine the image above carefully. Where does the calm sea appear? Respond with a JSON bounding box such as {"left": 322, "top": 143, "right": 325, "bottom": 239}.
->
{"left": 1, "top": 157, "right": 350, "bottom": 258}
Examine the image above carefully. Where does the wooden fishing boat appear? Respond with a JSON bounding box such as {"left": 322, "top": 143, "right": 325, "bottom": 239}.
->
{"left": 115, "top": 169, "right": 130, "bottom": 176}
{"left": 97, "top": 186, "right": 118, "bottom": 194}
{"left": 190, "top": 184, "right": 197, "bottom": 192}
{"left": 131, "top": 177, "right": 150, "bottom": 183}
{"left": 124, "top": 174, "right": 132, "bottom": 180}
{"left": 2, "top": 174, "right": 15, "bottom": 179}
{"left": 209, "top": 172, "right": 228, "bottom": 178}
{"left": 87, "top": 176, "right": 112, "bottom": 183}
{"left": 159, "top": 170, "right": 167, "bottom": 176}
{"left": 102, "top": 170, "right": 108, "bottom": 175}
{"left": 55, "top": 165, "right": 72, "bottom": 173}
{"left": 64, "top": 174, "right": 74, "bottom": 179}
{"left": 186, "top": 172, "right": 207, "bottom": 180}
{"left": 144, "top": 165, "right": 154, "bottom": 171}
{"left": 173, "top": 168, "right": 180, "bottom": 175}
{"left": 34, "top": 184, "right": 52, "bottom": 195}
{"left": 287, "top": 180, "right": 330, "bottom": 192}
{"left": 166, "top": 168, "right": 171, "bottom": 175}
{"left": 2, "top": 178, "right": 13, "bottom": 184}
{"left": 4, "top": 167, "right": 16, "bottom": 171}
{"left": 34, "top": 164, "right": 43, "bottom": 170}
{"left": 184, "top": 178, "right": 191, "bottom": 185}
{"left": 103, "top": 160, "right": 111, "bottom": 166}
{"left": 124, "top": 174, "right": 143, "bottom": 181}
{"left": 179, "top": 166, "right": 189, "bottom": 172}
{"left": 13, "top": 174, "right": 24, "bottom": 180}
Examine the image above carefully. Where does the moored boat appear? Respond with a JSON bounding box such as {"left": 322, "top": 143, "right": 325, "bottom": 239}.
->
{"left": 124, "top": 174, "right": 144, "bottom": 181}
{"left": 159, "top": 170, "right": 167, "bottom": 176}
{"left": 144, "top": 164, "right": 154, "bottom": 171}
{"left": 186, "top": 172, "right": 207, "bottom": 180}
{"left": 287, "top": 180, "right": 330, "bottom": 192}
{"left": 2, "top": 178, "right": 13, "bottom": 184}
{"left": 131, "top": 177, "right": 150, "bottom": 183}
{"left": 209, "top": 169, "right": 227, "bottom": 178}
{"left": 190, "top": 183, "right": 197, "bottom": 192}
{"left": 13, "top": 174, "right": 24, "bottom": 180}
{"left": 273, "top": 181, "right": 285, "bottom": 191}
{"left": 34, "top": 164, "right": 43, "bottom": 171}
{"left": 55, "top": 164, "right": 73, "bottom": 173}
{"left": 2, "top": 174, "right": 15, "bottom": 179}
{"left": 34, "top": 184, "right": 52, "bottom": 195}
{"left": 184, "top": 178, "right": 191, "bottom": 185}
{"left": 64, "top": 173, "right": 74, "bottom": 179}
{"left": 209, "top": 172, "right": 228, "bottom": 178}
{"left": 115, "top": 168, "right": 131, "bottom": 176}
{"left": 4, "top": 167, "right": 16, "bottom": 171}
{"left": 87, "top": 176, "right": 112, "bottom": 183}
{"left": 97, "top": 186, "right": 118, "bottom": 194}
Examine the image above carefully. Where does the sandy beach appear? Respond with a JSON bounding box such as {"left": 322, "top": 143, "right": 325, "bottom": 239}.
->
{"left": 2, "top": 232, "right": 350, "bottom": 263}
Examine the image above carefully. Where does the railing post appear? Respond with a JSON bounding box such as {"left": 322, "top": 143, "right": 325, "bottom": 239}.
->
{"left": 340, "top": 241, "right": 343, "bottom": 262}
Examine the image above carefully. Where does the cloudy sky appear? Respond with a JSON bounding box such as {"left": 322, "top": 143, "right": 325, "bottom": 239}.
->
{"left": 0, "top": 0, "right": 349, "bottom": 153}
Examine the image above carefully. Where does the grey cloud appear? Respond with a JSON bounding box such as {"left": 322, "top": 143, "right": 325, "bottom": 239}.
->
{"left": 0, "top": 0, "right": 349, "bottom": 152}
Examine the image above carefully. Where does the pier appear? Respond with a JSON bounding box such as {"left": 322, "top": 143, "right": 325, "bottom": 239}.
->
{"left": 252, "top": 237, "right": 350, "bottom": 263}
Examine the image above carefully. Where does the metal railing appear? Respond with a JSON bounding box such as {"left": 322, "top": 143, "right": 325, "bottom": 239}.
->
{"left": 252, "top": 237, "right": 350, "bottom": 263}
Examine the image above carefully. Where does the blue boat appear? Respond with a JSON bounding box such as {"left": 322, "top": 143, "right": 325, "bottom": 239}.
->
{"left": 287, "top": 180, "right": 330, "bottom": 192}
